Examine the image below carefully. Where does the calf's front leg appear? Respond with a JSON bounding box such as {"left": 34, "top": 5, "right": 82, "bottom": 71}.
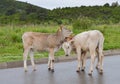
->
{"left": 76, "top": 47, "right": 81, "bottom": 72}
{"left": 48, "top": 48, "right": 55, "bottom": 72}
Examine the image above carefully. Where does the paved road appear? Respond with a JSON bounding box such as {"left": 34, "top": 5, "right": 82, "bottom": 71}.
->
{"left": 0, "top": 55, "right": 120, "bottom": 84}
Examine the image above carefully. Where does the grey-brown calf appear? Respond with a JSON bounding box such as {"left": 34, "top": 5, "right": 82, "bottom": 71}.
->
{"left": 22, "top": 26, "right": 72, "bottom": 72}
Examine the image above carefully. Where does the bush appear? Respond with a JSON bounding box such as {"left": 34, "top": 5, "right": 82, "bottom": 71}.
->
{"left": 11, "top": 33, "right": 21, "bottom": 43}
{"left": 72, "top": 17, "right": 93, "bottom": 31}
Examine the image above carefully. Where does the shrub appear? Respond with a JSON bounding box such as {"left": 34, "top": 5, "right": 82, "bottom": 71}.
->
{"left": 11, "top": 33, "right": 21, "bottom": 43}
{"left": 72, "top": 17, "right": 93, "bottom": 31}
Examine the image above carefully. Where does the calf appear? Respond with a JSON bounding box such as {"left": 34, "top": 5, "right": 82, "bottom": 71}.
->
{"left": 62, "top": 30, "right": 104, "bottom": 75}
{"left": 22, "top": 26, "right": 72, "bottom": 72}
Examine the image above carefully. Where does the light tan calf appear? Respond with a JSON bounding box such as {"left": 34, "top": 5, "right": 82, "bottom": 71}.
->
{"left": 22, "top": 26, "right": 72, "bottom": 72}
{"left": 62, "top": 30, "right": 104, "bottom": 75}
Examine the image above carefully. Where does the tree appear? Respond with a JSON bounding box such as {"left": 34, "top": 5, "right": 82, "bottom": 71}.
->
{"left": 5, "top": 7, "right": 16, "bottom": 16}
{"left": 104, "top": 3, "right": 110, "bottom": 7}
{"left": 112, "top": 1, "right": 119, "bottom": 7}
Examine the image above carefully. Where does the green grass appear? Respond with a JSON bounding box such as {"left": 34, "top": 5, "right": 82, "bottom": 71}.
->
{"left": 72, "top": 24, "right": 120, "bottom": 50}
{"left": 0, "top": 24, "right": 69, "bottom": 62}
{"left": 0, "top": 24, "right": 120, "bottom": 63}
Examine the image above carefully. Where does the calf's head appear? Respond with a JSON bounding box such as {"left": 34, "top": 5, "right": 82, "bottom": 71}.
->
{"left": 62, "top": 36, "right": 74, "bottom": 56}
{"left": 58, "top": 25, "right": 72, "bottom": 38}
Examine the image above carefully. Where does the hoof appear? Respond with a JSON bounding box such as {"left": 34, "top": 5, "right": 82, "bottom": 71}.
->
{"left": 81, "top": 69, "right": 85, "bottom": 72}
{"left": 76, "top": 70, "right": 80, "bottom": 73}
{"left": 65, "top": 54, "right": 69, "bottom": 56}
{"left": 25, "top": 70, "right": 28, "bottom": 72}
{"left": 99, "top": 72, "right": 103, "bottom": 75}
{"left": 88, "top": 73, "right": 92, "bottom": 76}
{"left": 99, "top": 70, "right": 103, "bottom": 75}
{"left": 88, "top": 71, "right": 93, "bottom": 76}
{"left": 96, "top": 66, "right": 99, "bottom": 70}
{"left": 48, "top": 68, "right": 51, "bottom": 71}
{"left": 51, "top": 69, "right": 54, "bottom": 72}
{"left": 33, "top": 69, "right": 37, "bottom": 71}
{"left": 24, "top": 69, "right": 28, "bottom": 72}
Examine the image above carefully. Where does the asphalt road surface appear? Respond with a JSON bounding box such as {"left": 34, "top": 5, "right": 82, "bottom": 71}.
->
{"left": 0, "top": 55, "right": 120, "bottom": 84}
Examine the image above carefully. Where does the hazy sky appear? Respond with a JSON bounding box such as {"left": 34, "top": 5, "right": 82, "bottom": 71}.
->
{"left": 17, "top": 0, "right": 119, "bottom": 9}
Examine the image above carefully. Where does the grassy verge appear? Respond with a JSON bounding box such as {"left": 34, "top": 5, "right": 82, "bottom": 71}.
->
{"left": 0, "top": 24, "right": 120, "bottom": 62}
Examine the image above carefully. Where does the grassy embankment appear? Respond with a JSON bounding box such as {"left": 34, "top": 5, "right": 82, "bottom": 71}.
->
{"left": 0, "top": 24, "right": 120, "bottom": 62}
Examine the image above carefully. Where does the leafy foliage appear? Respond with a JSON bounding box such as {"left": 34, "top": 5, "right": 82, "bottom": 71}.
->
{"left": 72, "top": 17, "right": 93, "bottom": 32}
{"left": 0, "top": 0, "right": 120, "bottom": 25}
{"left": 0, "top": 24, "right": 120, "bottom": 62}
{"left": 0, "top": 0, "right": 49, "bottom": 24}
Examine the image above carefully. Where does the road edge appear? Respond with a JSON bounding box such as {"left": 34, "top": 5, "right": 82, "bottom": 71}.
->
{"left": 0, "top": 49, "right": 120, "bottom": 69}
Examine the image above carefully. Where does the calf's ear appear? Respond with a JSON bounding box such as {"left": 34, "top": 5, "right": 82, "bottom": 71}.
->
{"left": 57, "top": 25, "right": 63, "bottom": 32}
{"left": 59, "top": 25, "right": 64, "bottom": 31}
{"left": 69, "top": 34, "right": 74, "bottom": 40}
{"left": 71, "top": 40, "right": 74, "bottom": 44}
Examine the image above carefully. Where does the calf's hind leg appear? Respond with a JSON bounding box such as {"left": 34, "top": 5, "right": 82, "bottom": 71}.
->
{"left": 23, "top": 48, "right": 29, "bottom": 72}
{"left": 96, "top": 48, "right": 104, "bottom": 74}
{"left": 29, "top": 48, "right": 36, "bottom": 71}
{"left": 99, "top": 50, "right": 104, "bottom": 74}
{"left": 88, "top": 49, "right": 96, "bottom": 76}
{"left": 81, "top": 51, "right": 87, "bottom": 71}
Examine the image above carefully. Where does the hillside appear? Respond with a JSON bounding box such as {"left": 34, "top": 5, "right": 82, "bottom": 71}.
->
{"left": 0, "top": 0, "right": 49, "bottom": 24}
{"left": 0, "top": 0, "right": 120, "bottom": 25}
{"left": 49, "top": 5, "right": 120, "bottom": 24}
